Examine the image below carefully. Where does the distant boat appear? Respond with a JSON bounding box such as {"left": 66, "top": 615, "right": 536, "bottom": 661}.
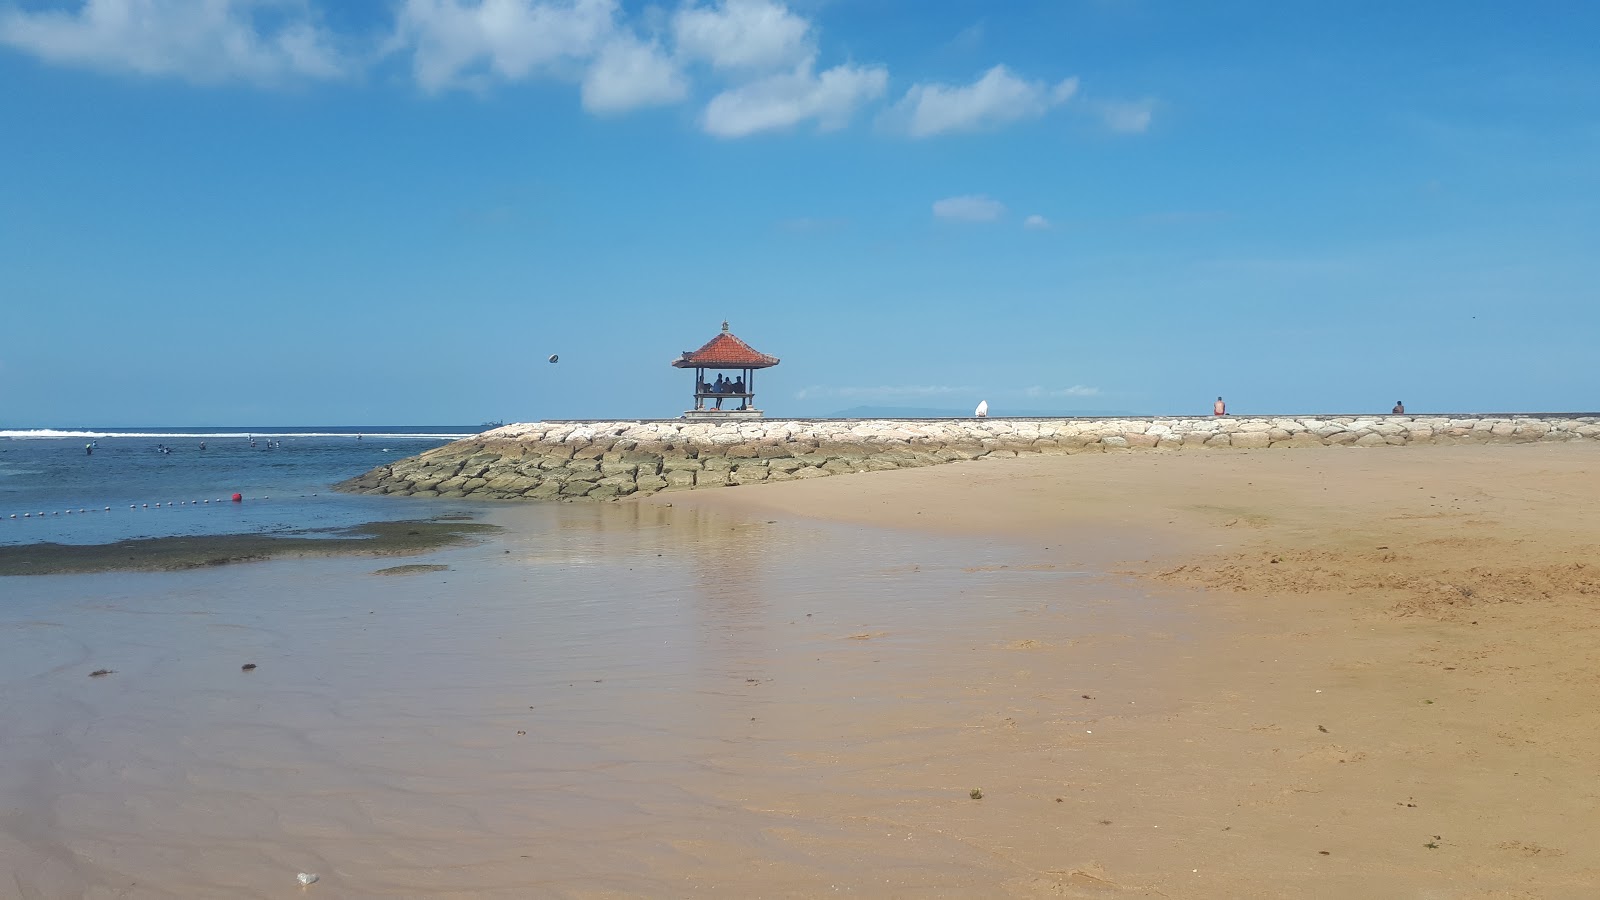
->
{"left": 482, "top": 420, "right": 505, "bottom": 429}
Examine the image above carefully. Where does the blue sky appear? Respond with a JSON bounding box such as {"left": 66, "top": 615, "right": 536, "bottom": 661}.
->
{"left": 2, "top": 0, "right": 1597, "bottom": 425}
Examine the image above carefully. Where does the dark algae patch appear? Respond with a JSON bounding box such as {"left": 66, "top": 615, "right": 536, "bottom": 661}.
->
{"left": 372, "top": 564, "right": 452, "bottom": 576}
{"left": 0, "top": 520, "right": 499, "bottom": 576}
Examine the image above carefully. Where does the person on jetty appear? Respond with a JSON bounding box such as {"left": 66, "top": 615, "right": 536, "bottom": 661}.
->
{"left": 732, "top": 377, "right": 746, "bottom": 409}
{"left": 712, "top": 375, "right": 728, "bottom": 409}
{"left": 1393, "top": 401, "right": 1406, "bottom": 414}
{"left": 694, "top": 375, "right": 709, "bottom": 409}
{"left": 1214, "top": 396, "right": 1227, "bottom": 416}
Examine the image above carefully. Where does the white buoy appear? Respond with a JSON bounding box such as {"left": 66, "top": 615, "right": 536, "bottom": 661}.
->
{"left": 66, "top": 510, "right": 73, "bottom": 514}
{"left": 23, "top": 513, "right": 29, "bottom": 518}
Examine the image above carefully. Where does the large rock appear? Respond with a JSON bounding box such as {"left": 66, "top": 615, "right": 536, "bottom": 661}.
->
{"left": 560, "top": 480, "right": 597, "bottom": 497}
{"left": 663, "top": 470, "right": 698, "bottom": 490}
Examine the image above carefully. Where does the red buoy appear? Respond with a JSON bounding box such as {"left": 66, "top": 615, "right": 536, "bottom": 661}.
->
{"left": 231, "top": 493, "right": 243, "bottom": 502}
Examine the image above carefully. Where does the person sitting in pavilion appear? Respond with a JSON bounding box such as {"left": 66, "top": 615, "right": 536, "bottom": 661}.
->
{"left": 731, "top": 377, "right": 746, "bottom": 409}
{"left": 712, "top": 374, "right": 728, "bottom": 409}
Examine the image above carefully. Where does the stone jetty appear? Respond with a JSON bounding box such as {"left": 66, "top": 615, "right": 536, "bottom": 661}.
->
{"left": 336, "top": 414, "right": 1600, "bottom": 502}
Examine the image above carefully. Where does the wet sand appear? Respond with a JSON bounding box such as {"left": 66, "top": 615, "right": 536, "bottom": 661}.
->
{"left": 3, "top": 444, "right": 1597, "bottom": 897}
{"left": 1, "top": 500, "right": 1182, "bottom": 898}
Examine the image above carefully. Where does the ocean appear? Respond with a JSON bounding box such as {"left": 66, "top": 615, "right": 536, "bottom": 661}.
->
{"left": 0, "top": 426, "right": 476, "bottom": 547}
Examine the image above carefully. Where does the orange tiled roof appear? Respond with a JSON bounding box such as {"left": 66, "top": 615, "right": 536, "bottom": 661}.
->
{"left": 671, "top": 323, "right": 780, "bottom": 369}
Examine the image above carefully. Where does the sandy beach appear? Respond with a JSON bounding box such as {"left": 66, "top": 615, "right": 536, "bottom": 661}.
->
{"left": 663, "top": 442, "right": 1600, "bottom": 897}
{"left": 3, "top": 443, "right": 1598, "bottom": 897}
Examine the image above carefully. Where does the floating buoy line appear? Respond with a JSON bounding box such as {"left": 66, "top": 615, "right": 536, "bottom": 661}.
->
{"left": 5, "top": 493, "right": 321, "bottom": 521}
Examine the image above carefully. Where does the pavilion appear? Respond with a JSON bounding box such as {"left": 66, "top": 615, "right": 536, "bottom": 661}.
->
{"left": 672, "top": 322, "right": 780, "bottom": 419}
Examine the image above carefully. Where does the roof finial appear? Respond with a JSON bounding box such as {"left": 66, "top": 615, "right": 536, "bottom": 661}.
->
{"left": 721, "top": 320, "right": 730, "bottom": 333}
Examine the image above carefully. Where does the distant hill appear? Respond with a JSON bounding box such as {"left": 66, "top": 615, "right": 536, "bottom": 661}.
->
{"left": 827, "top": 405, "right": 1136, "bottom": 419}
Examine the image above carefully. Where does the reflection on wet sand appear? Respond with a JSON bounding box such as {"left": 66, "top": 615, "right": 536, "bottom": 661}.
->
{"left": 0, "top": 500, "right": 1181, "bottom": 898}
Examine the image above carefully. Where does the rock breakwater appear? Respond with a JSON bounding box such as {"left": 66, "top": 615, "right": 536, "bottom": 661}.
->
{"left": 336, "top": 415, "right": 1600, "bottom": 501}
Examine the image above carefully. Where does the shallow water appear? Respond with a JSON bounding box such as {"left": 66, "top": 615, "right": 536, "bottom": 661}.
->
{"left": 0, "top": 428, "right": 471, "bottom": 546}
{"left": 0, "top": 501, "right": 1186, "bottom": 898}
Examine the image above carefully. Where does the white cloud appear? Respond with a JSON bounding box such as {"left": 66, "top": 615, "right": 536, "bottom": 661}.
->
{"left": 702, "top": 59, "right": 886, "bottom": 137}
{"left": 1097, "top": 98, "right": 1155, "bottom": 134}
{"left": 1023, "top": 214, "right": 1050, "bottom": 230}
{"left": 672, "top": 0, "right": 811, "bottom": 72}
{"left": 1025, "top": 385, "right": 1101, "bottom": 398}
{"left": 945, "top": 21, "right": 984, "bottom": 53}
{"left": 933, "top": 194, "right": 1004, "bottom": 223}
{"left": 0, "top": 0, "right": 345, "bottom": 83}
{"left": 581, "top": 35, "right": 686, "bottom": 113}
{"left": 0, "top": 1, "right": 1146, "bottom": 148}
{"left": 395, "top": 0, "right": 617, "bottom": 92}
{"left": 887, "top": 65, "right": 1078, "bottom": 137}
